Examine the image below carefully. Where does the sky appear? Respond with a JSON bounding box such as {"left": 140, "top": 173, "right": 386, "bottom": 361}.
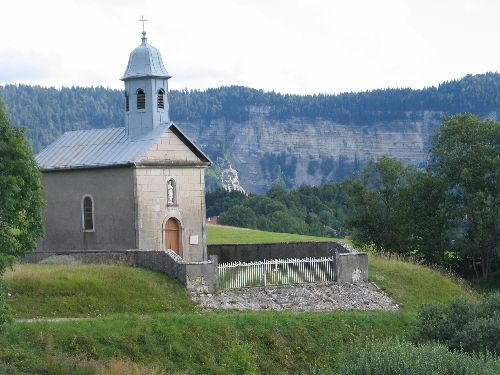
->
{"left": 1, "top": 0, "right": 499, "bottom": 95}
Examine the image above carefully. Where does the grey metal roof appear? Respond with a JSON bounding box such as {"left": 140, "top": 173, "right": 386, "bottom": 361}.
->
{"left": 35, "top": 123, "right": 210, "bottom": 171}
{"left": 36, "top": 124, "right": 164, "bottom": 171}
{"left": 121, "top": 32, "right": 172, "bottom": 80}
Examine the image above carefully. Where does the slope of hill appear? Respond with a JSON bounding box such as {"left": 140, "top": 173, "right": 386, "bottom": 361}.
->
{"left": 1, "top": 73, "right": 499, "bottom": 192}
{"left": 5, "top": 226, "right": 475, "bottom": 319}
{"left": 2, "top": 226, "right": 477, "bottom": 374}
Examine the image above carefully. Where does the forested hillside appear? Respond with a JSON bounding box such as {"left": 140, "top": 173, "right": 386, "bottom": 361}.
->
{"left": 1, "top": 73, "right": 499, "bottom": 153}
{"left": 1, "top": 73, "right": 499, "bottom": 192}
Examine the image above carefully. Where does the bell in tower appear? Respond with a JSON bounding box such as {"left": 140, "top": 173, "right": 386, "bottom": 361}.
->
{"left": 121, "top": 17, "right": 172, "bottom": 140}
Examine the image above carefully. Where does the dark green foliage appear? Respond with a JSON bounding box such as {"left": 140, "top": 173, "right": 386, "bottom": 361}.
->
{"left": 260, "top": 152, "right": 297, "bottom": 189}
{"left": 430, "top": 114, "right": 499, "bottom": 280}
{"left": 0, "top": 100, "right": 44, "bottom": 330}
{"left": 0, "top": 282, "right": 11, "bottom": 329}
{"left": 307, "top": 160, "right": 319, "bottom": 175}
{"left": 335, "top": 340, "right": 500, "bottom": 375}
{"left": 320, "top": 157, "right": 334, "bottom": 176}
{"left": 205, "top": 189, "right": 246, "bottom": 217}
{"left": 344, "top": 113, "right": 499, "bottom": 280}
{"left": 2, "top": 73, "right": 500, "bottom": 155}
{"left": 452, "top": 316, "right": 500, "bottom": 355}
{"left": 206, "top": 181, "right": 349, "bottom": 237}
{"left": 0, "top": 85, "right": 123, "bottom": 152}
{"left": 345, "top": 156, "right": 414, "bottom": 253}
{"left": 0, "top": 101, "right": 44, "bottom": 270}
{"left": 403, "top": 171, "right": 450, "bottom": 265}
{"left": 171, "top": 73, "right": 500, "bottom": 124}
{"left": 218, "top": 205, "right": 258, "bottom": 229}
{"left": 414, "top": 294, "right": 500, "bottom": 355}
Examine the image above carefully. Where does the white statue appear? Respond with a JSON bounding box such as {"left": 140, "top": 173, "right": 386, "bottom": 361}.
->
{"left": 167, "top": 180, "right": 174, "bottom": 205}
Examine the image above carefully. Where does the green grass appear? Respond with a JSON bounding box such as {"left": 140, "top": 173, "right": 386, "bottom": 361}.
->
{"left": 208, "top": 225, "right": 475, "bottom": 312}
{"left": 4, "top": 264, "right": 194, "bottom": 319}
{"left": 368, "top": 253, "right": 476, "bottom": 312}
{"left": 0, "top": 225, "right": 479, "bottom": 374}
{"left": 0, "top": 311, "right": 415, "bottom": 375}
{"left": 207, "top": 224, "right": 337, "bottom": 244}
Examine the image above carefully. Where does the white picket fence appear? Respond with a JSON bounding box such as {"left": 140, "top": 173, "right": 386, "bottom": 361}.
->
{"left": 217, "top": 257, "right": 335, "bottom": 289}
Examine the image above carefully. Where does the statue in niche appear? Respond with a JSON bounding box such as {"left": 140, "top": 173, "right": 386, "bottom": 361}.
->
{"left": 167, "top": 179, "right": 175, "bottom": 205}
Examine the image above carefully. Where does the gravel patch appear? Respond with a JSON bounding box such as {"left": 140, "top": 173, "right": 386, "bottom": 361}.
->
{"left": 192, "top": 282, "right": 399, "bottom": 311}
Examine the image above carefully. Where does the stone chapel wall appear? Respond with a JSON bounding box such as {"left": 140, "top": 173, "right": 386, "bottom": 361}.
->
{"left": 37, "top": 168, "right": 136, "bottom": 251}
{"left": 134, "top": 166, "right": 207, "bottom": 261}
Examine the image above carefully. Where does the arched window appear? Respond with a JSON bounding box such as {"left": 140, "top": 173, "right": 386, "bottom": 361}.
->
{"left": 157, "top": 89, "right": 165, "bottom": 109}
{"left": 125, "top": 92, "right": 129, "bottom": 112}
{"left": 82, "top": 195, "right": 95, "bottom": 231}
{"left": 137, "top": 89, "right": 145, "bottom": 110}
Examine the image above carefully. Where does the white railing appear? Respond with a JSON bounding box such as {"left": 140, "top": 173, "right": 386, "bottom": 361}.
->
{"left": 217, "top": 257, "right": 335, "bottom": 289}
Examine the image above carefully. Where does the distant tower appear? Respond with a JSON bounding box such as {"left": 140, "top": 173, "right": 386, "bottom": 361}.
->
{"left": 121, "top": 17, "right": 172, "bottom": 139}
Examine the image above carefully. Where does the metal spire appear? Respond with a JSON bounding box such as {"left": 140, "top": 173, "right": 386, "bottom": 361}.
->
{"left": 139, "top": 16, "right": 148, "bottom": 44}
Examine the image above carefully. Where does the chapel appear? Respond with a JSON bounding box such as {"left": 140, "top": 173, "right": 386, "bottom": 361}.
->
{"left": 35, "top": 28, "right": 211, "bottom": 262}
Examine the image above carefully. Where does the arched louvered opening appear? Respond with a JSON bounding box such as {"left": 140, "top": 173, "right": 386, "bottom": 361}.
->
{"left": 125, "top": 92, "right": 129, "bottom": 112}
{"left": 157, "top": 89, "right": 165, "bottom": 109}
{"left": 137, "top": 89, "right": 145, "bottom": 110}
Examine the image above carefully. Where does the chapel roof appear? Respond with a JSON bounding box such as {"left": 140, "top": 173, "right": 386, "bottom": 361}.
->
{"left": 121, "top": 31, "right": 172, "bottom": 80}
{"left": 35, "top": 123, "right": 210, "bottom": 171}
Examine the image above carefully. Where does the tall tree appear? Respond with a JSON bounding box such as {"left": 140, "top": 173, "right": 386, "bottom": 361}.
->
{"left": 430, "top": 114, "right": 499, "bottom": 280}
{"left": 345, "top": 155, "right": 413, "bottom": 253}
{"left": 0, "top": 100, "right": 44, "bottom": 328}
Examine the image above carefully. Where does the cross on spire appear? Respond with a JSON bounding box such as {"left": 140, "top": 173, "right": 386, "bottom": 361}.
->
{"left": 138, "top": 16, "right": 147, "bottom": 33}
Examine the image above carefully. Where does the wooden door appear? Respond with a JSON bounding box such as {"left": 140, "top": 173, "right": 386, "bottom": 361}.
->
{"left": 165, "top": 218, "right": 180, "bottom": 254}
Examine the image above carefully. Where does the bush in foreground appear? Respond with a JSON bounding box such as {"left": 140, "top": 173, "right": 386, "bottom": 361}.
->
{"left": 335, "top": 340, "right": 500, "bottom": 375}
{"left": 414, "top": 293, "right": 499, "bottom": 354}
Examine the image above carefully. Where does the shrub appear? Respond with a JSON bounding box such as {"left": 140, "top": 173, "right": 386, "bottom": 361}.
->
{"left": 414, "top": 293, "right": 499, "bottom": 354}
{"left": 0, "top": 281, "right": 11, "bottom": 331}
{"left": 335, "top": 340, "right": 500, "bottom": 375}
{"left": 451, "top": 317, "right": 500, "bottom": 355}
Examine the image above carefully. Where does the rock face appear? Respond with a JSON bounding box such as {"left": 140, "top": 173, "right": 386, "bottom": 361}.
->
{"left": 177, "top": 108, "right": 442, "bottom": 193}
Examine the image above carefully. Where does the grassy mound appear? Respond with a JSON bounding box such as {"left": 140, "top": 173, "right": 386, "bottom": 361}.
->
{"left": 207, "top": 224, "right": 336, "bottom": 244}
{"left": 0, "top": 311, "right": 414, "bottom": 374}
{"left": 369, "top": 254, "right": 475, "bottom": 312}
{"left": 208, "top": 225, "right": 475, "bottom": 312}
{"left": 4, "top": 264, "right": 194, "bottom": 319}
{"left": 0, "top": 225, "right": 479, "bottom": 374}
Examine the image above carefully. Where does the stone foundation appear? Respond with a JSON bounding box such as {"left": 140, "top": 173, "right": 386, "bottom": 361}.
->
{"left": 22, "top": 241, "right": 367, "bottom": 292}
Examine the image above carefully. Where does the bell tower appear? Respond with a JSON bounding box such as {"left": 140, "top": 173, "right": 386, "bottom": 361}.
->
{"left": 121, "top": 18, "right": 172, "bottom": 140}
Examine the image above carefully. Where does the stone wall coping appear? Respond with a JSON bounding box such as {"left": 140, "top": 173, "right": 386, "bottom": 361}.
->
{"left": 210, "top": 241, "right": 338, "bottom": 246}
{"left": 336, "top": 252, "right": 368, "bottom": 256}
{"left": 158, "top": 249, "right": 214, "bottom": 265}
{"left": 28, "top": 249, "right": 215, "bottom": 265}
{"left": 29, "top": 250, "right": 131, "bottom": 254}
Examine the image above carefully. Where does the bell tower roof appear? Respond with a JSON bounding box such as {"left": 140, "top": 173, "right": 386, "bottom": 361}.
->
{"left": 121, "top": 28, "right": 172, "bottom": 80}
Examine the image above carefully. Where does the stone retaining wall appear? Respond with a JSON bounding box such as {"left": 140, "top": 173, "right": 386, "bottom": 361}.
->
{"left": 207, "top": 241, "right": 350, "bottom": 264}
{"left": 207, "top": 241, "right": 367, "bottom": 283}
{"left": 22, "top": 241, "right": 367, "bottom": 290}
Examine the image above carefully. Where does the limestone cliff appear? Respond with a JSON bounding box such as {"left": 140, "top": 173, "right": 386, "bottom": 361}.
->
{"left": 176, "top": 107, "right": 452, "bottom": 194}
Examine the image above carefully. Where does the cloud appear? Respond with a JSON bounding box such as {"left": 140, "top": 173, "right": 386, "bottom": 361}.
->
{"left": 1, "top": 0, "right": 499, "bottom": 93}
{"left": 0, "top": 54, "right": 51, "bottom": 83}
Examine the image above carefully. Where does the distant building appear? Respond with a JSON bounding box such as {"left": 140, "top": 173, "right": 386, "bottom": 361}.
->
{"left": 206, "top": 216, "right": 218, "bottom": 225}
{"left": 35, "top": 28, "right": 211, "bottom": 261}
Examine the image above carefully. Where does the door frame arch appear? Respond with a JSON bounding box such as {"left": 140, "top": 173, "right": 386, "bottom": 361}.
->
{"left": 162, "top": 216, "right": 183, "bottom": 257}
